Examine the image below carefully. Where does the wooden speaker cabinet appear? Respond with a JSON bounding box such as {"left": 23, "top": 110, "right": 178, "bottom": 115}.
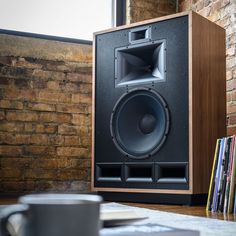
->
{"left": 92, "top": 11, "right": 226, "bottom": 205}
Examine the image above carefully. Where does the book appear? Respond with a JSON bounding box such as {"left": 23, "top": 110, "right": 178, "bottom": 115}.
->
{"left": 212, "top": 137, "right": 226, "bottom": 212}
{"left": 234, "top": 188, "right": 236, "bottom": 214}
{"left": 218, "top": 137, "right": 232, "bottom": 212}
{"left": 224, "top": 136, "right": 235, "bottom": 213}
{"left": 101, "top": 209, "right": 148, "bottom": 227}
{"left": 206, "top": 138, "right": 221, "bottom": 211}
{"left": 228, "top": 139, "right": 236, "bottom": 213}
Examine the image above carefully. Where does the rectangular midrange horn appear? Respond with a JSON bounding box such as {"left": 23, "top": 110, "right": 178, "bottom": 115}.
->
{"left": 96, "top": 163, "right": 122, "bottom": 182}
{"left": 125, "top": 163, "right": 154, "bottom": 182}
{"left": 156, "top": 162, "right": 188, "bottom": 184}
{"left": 115, "top": 40, "right": 166, "bottom": 88}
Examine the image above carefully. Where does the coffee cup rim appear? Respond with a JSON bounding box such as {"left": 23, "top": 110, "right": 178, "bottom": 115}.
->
{"left": 19, "top": 193, "right": 103, "bottom": 205}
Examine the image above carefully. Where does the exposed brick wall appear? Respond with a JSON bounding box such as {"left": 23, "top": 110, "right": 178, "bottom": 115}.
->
{"left": 179, "top": 0, "right": 236, "bottom": 135}
{"left": 0, "top": 33, "right": 92, "bottom": 194}
{"left": 126, "top": 0, "right": 177, "bottom": 24}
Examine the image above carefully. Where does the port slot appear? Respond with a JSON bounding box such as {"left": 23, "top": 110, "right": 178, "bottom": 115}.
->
{"left": 96, "top": 163, "right": 122, "bottom": 182}
{"left": 125, "top": 163, "right": 153, "bottom": 182}
{"left": 156, "top": 163, "right": 188, "bottom": 183}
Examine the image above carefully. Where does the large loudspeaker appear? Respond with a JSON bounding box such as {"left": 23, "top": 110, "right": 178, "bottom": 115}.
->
{"left": 92, "top": 11, "right": 226, "bottom": 204}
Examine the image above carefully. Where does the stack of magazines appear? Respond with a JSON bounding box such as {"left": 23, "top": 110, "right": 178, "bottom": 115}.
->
{"left": 207, "top": 136, "right": 236, "bottom": 213}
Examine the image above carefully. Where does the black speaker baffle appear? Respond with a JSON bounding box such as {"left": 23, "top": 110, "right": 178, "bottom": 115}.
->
{"left": 110, "top": 88, "right": 169, "bottom": 159}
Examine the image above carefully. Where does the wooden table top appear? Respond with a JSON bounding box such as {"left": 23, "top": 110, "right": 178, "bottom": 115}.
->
{"left": 0, "top": 197, "right": 235, "bottom": 222}
{"left": 123, "top": 202, "right": 236, "bottom": 222}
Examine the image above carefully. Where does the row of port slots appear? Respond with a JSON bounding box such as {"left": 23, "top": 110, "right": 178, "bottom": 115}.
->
{"left": 96, "top": 163, "right": 188, "bottom": 184}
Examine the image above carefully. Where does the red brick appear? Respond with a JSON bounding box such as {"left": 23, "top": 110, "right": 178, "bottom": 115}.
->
{"left": 49, "top": 135, "right": 64, "bottom": 145}
{"left": 0, "top": 111, "right": 5, "bottom": 120}
{"left": 67, "top": 72, "right": 92, "bottom": 83}
{"left": 24, "top": 123, "right": 36, "bottom": 132}
{"left": 24, "top": 181, "right": 36, "bottom": 191}
{"left": 233, "top": 68, "right": 236, "bottom": 79}
{"left": 72, "top": 114, "right": 91, "bottom": 126}
{"left": 227, "top": 103, "right": 236, "bottom": 114}
{"left": 0, "top": 77, "right": 10, "bottom": 85}
{"left": 0, "top": 56, "right": 13, "bottom": 66}
{"left": 28, "top": 103, "right": 55, "bottom": 112}
{"left": 231, "top": 90, "right": 236, "bottom": 101}
{"left": 32, "top": 69, "right": 53, "bottom": 80}
{"left": 47, "top": 81, "right": 60, "bottom": 90}
{"left": 226, "top": 79, "right": 236, "bottom": 91}
{"left": 1, "top": 168, "right": 22, "bottom": 178}
{"left": 72, "top": 159, "right": 91, "bottom": 168}
{"left": 227, "top": 126, "right": 236, "bottom": 136}
{"left": 63, "top": 82, "right": 80, "bottom": 92}
{"left": 4, "top": 89, "right": 36, "bottom": 101}
{"left": 71, "top": 93, "right": 91, "bottom": 104}
{"left": 57, "top": 147, "right": 89, "bottom": 157}
{"left": 46, "top": 63, "right": 68, "bottom": 72}
{"left": 78, "top": 83, "right": 92, "bottom": 94}
{"left": 221, "top": 0, "right": 230, "bottom": 7}
{"left": 32, "top": 79, "right": 47, "bottom": 89}
{"left": 23, "top": 146, "right": 56, "bottom": 156}
{"left": 0, "top": 100, "right": 24, "bottom": 109}
{"left": 6, "top": 111, "right": 38, "bottom": 122}
{"left": 58, "top": 124, "right": 81, "bottom": 135}
{"left": 196, "top": 0, "right": 204, "bottom": 11}
{"left": 32, "top": 69, "right": 65, "bottom": 81}
{"left": 30, "top": 134, "right": 49, "bottom": 145}
{"left": 81, "top": 136, "right": 91, "bottom": 147}
{"left": 58, "top": 169, "right": 89, "bottom": 181}
{"left": 56, "top": 103, "right": 90, "bottom": 114}
{"left": 13, "top": 57, "right": 43, "bottom": 69}
{"left": 35, "top": 124, "right": 57, "bottom": 134}
{"left": 14, "top": 78, "right": 30, "bottom": 88}
{"left": 208, "top": 11, "right": 221, "bottom": 22}
{"left": 198, "top": 6, "right": 211, "bottom": 17}
{"left": 211, "top": 1, "right": 222, "bottom": 13}
{"left": 0, "top": 121, "right": 24, "bottom": 132}
{"left": 1, "top": 157, "right": 32, "bottom": 168}
{"left": 179, "top": 0, "right": 192, "bottom": 11}
{"left": 38, "top": 91, "right": 71, "bottom": 103}
{"left": 39, "top": 112, "right": 71, "bottom": 123}
{"left": 227, "top": 70, "right": 232, "bottom": 81}
{"left": 70, "top": 181, "right": 90, "bottom": 192}
{"left": 0, "top": 145, "right": 22, "bottom": 156}
{"left": 31, "top": 158, "right": 59, "bottom": 169}
{"left": 24, "top": 169, "right": 58, "bottom": 180}
{"left": 64, "top": 136, "right": 81, "bottom": 146}
{"left": 227, "top": 92, "right": 232, "bottom": 102}
{"left": 228, "top": 114, "right": 236, "bottom": 125}
{"left": 0, "top": 133, "right": 31, "bottom": 145}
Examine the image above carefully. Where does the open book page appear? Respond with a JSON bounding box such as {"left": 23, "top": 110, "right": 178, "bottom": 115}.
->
{"left": 100, "top": 223, "right": 200, "bottom": 236}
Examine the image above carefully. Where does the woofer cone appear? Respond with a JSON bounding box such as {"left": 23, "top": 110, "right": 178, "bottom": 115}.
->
{"left": 110, "top": 88, "right": 169, "bottom": 159}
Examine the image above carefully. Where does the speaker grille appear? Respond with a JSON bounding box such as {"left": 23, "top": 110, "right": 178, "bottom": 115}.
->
{"left": 110, "top": 88, "right": 169, "bottom": 158}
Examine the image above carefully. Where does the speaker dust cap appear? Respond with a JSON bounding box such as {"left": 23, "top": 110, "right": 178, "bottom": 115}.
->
{"left": 110, "top": 88, "right": 169, "bottom": 159}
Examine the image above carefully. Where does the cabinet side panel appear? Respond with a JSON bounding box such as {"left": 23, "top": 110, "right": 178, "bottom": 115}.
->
{"left": 191, "top": 12, "right": 226, "bottom": 194}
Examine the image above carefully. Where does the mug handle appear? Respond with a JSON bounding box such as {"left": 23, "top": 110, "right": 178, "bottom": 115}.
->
{"left": 0, "top": 204, "right": 29, "bottom": 236}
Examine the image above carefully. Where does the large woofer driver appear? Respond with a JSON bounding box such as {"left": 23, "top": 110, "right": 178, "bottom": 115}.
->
{"left": 110, "top": 88, "right": 169, "bottom": 159}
